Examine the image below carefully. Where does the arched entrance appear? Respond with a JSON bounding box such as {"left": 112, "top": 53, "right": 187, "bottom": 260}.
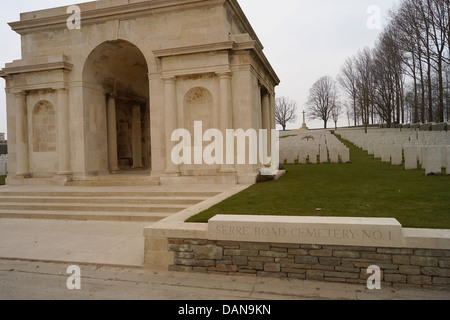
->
{"left": 82, "top": 40, "right": 150, "bottom": 174}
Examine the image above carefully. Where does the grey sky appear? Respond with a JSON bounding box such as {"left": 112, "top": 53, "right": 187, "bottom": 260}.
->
{"left": 0, "top": 0, "right": 399, "bottom": 137}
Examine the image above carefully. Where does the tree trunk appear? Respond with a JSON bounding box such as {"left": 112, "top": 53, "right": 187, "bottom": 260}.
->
{"left": 412, "top": 54, "right": 419, "bottom": 123}
{"left": 438, "top": 58, "right": 444, "bottom": 122}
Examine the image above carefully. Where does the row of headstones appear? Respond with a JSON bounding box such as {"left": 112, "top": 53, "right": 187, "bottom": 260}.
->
{"left": 337, "top": 129, "right": 450, "bottom": 175}
{"left": 279, "top": 145, "right": 350, "bottom": 165}
{"left": 280, "top": 131, "right": 343, "bottom": 148}
{"left": 382, "top": 122, "right": 449, "bottom": 131}
{"left": 403, "top": 145, "right": 450, "bottom": 175}
{"left": 0, "top": 154, "right": 7, "bottom": 176}
{"left": 338, "top": 129, "right": 450, "bottom": 148}
{"left": 279, "top": 131, "right": 350, "bottom": 164}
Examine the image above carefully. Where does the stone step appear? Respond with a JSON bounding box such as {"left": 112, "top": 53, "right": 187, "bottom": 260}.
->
{"left": 0, "top": 209, "right": 171, "bottom": 222}
{"left": 0, "top": 196, "right": 207, "bottom": 205}
{"left": 0, "top": 191, "right": 221, "bottom": 198}
{"left": 160, "top": 175, "right": 237, "bottom": 185}
{"left": 66, "top": 180, "right": 161, "bottom": 187}
{"left": 0, "top": 202, "right": 187, "bottom": 213}
{"left": 65, "top": 174, "right": 161, "bottom": 187}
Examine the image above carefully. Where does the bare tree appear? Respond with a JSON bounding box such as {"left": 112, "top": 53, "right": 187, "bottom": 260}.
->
{"left": 372, "top": 26, "right": 405, "bottom": 127}
{"left": 354, "top": 47, "right": 375, "bottom": 133}
{"left": 275, "top": 97, "right": 298, "bottom": 131}
{"left": 306, "top": 76, "right": 338, "bottom": 129}
{"left": 331, "top": 100, "right": 342, "bottom": 130}
{"left": 338, "top": 58, "right": 359, "bottom": 126}
{"left": 342, "top": 0, "right": 450, "bottom": 126}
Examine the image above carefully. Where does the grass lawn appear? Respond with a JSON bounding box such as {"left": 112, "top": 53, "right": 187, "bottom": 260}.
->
{"left": 0, "top": 176, "right": 5, "bottom": 186}
{"left": 187, "top": 136, "right": 450, "bottom": 229}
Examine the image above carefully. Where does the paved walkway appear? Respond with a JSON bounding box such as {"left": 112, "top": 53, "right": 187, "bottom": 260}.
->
{"left": 1, "top": 259, "right": 449, "bottom": 300}
{"left": 0, "top": 219, "right": 149, "bottom": 267}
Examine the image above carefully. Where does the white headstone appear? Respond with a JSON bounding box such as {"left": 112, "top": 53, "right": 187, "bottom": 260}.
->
{"left": 286, "top": 150, "right": 298, "bottom": 164}
{"left": 374, "top": 143, "right": 382, "bottom": 159}
{"left": 320, "top": 146, "right": 328, "bottom": 163}
{"left": 340, "top": 147, "right": 350, "bottom": 163}
{"left": 425, "top": 146, "right": 443, "bottom": 175}
{"left": 390, "top": 146, "right": 403, "bottom": 166}
{"left": 298, "top": 149, "right": 307, "bottom": 164}
{"left": 381, "top": 145, "right": 391, "bottom": 163}
{"left": 307, "top": 147, "right": 318, "bottom": 164}
{"left": 404, "top": 146, "right": 417, "bottom": 170}
{"left": 329, "top": 147, "right": 339, "bottom": 163}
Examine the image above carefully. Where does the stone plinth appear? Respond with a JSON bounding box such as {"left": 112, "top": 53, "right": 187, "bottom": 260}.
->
{"left": 208, "top": 215, "right": 404, "bottom": 248}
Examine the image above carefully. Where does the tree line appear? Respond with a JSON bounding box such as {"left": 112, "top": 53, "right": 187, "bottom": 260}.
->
{"left": 306, "top": 0, "right": 449, "bottom": 131}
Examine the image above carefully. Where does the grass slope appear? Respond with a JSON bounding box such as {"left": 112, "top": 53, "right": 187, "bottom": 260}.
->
{"left": 187, "top": 137, "right": 450, "bottom": 229}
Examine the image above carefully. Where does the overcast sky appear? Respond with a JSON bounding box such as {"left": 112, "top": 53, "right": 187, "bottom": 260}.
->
{"left": 0, "top": 0, "right": 399, "bottom": 137}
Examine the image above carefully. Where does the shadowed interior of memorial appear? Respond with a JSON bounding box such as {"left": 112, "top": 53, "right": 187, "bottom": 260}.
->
{"left": 82, "top": 39, "right": 150, "bottom": 174}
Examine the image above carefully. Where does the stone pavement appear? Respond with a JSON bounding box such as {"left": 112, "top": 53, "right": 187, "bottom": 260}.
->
{"left": 0, "top": 219, "right": 149, "bottom": 267}
{"left": 1, "top": 259, "right": 449, "bottom": 300}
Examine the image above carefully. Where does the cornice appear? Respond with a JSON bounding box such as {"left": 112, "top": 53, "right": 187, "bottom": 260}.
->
{"left": 154, "top": 41, "right": 235, "bottom": 58}
{"left": 2, "top": 61, "right": 73, "bottom": 75}
{"left": 153, "top": 40, "right": 257, "bottom": 58}
{"left": 9, "top": 0, "right": 225, "bottom": 35}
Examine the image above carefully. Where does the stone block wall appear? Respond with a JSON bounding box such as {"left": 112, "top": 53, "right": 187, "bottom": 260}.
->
{"left": 168, "top": 239, "right": 450, "bottom": 291}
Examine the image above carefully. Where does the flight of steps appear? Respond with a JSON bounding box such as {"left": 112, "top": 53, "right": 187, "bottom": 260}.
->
{"left": 0, "top": 189, "right": 220, "bottom": 222}
{"left": 66, "top": 175, "right": 161, "bottom": 187}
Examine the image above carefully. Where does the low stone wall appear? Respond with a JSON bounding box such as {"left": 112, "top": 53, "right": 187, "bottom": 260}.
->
{"left": 168, "top": 239, "right": 450, "bottom": 291}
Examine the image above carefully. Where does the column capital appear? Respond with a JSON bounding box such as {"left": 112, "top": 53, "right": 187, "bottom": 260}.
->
{"left": 217, "top": 71, "right": 232, "bottom": 79}
{"left": 162, "top": 76, "right": 177, "bottom": 83}
{"left": 56, "top": 87, "right": 69, "bottom": 93}
{"left": 14, "top": 91, "right": 27, "bottom": 98}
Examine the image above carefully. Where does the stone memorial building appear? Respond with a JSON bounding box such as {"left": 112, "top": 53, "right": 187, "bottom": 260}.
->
{"left": 0, "top": 0, "right": 279, "bottom": 186}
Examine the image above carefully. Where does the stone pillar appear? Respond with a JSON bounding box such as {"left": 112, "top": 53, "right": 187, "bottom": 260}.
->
{"left": 269, "top": 93, "right": 276, "bottom": 131}
{"left": 107, "top": 94, "right": 120, "bottom": 173}
{"left": 132, "top": 104, "right": 144, "bottom": 169}
{"left": 164, "top": 77, "right": 180, "bottom": 174}
{"left": 15, "top": 91, "right": 30, "bottom": 177}
{"left": 56, "top": 88, "right": 72, "bottom": 175}
{"left": 261, "top": 91, "right": 271, "bottom": 160}
{"left": 218, "top": 72, "right": 235, "bottom": 173}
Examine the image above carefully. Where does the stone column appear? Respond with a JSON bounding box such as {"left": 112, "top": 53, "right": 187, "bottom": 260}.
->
{"left": 56, "top": 88, "right": 72, "bottom": 175}
{"left": 106, "top": 94, "right": 120, "bottom": 173}
{"left": 15, "top": 91, "right": 30, "bottom": 177}
{"left": 164, "top": 77, "right": 180, "bottom": 174}
{"left": 132, "top": 104, "right": 144, "bottom": 169}
{"left": 218, "top": 72, "right": 235, "bottom": 173}
{"left": 269, "top": 93, "right": 276, "bottom": 131}
{"left": 261, "top": 91, "right": 271, "bottom": 160}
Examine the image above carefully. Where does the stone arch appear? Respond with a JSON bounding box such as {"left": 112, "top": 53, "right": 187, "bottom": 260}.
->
{"left": 82, "top": 39, "right": 151, "bottom": 173}
{"left": 82, "top": 39, "right": 149, "bottom": 98}
{"left": 81, "top": 36, "right": 158, "bottom": 80}
{"left": 32, "top": 100, "right": 56, "bottom": 153}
